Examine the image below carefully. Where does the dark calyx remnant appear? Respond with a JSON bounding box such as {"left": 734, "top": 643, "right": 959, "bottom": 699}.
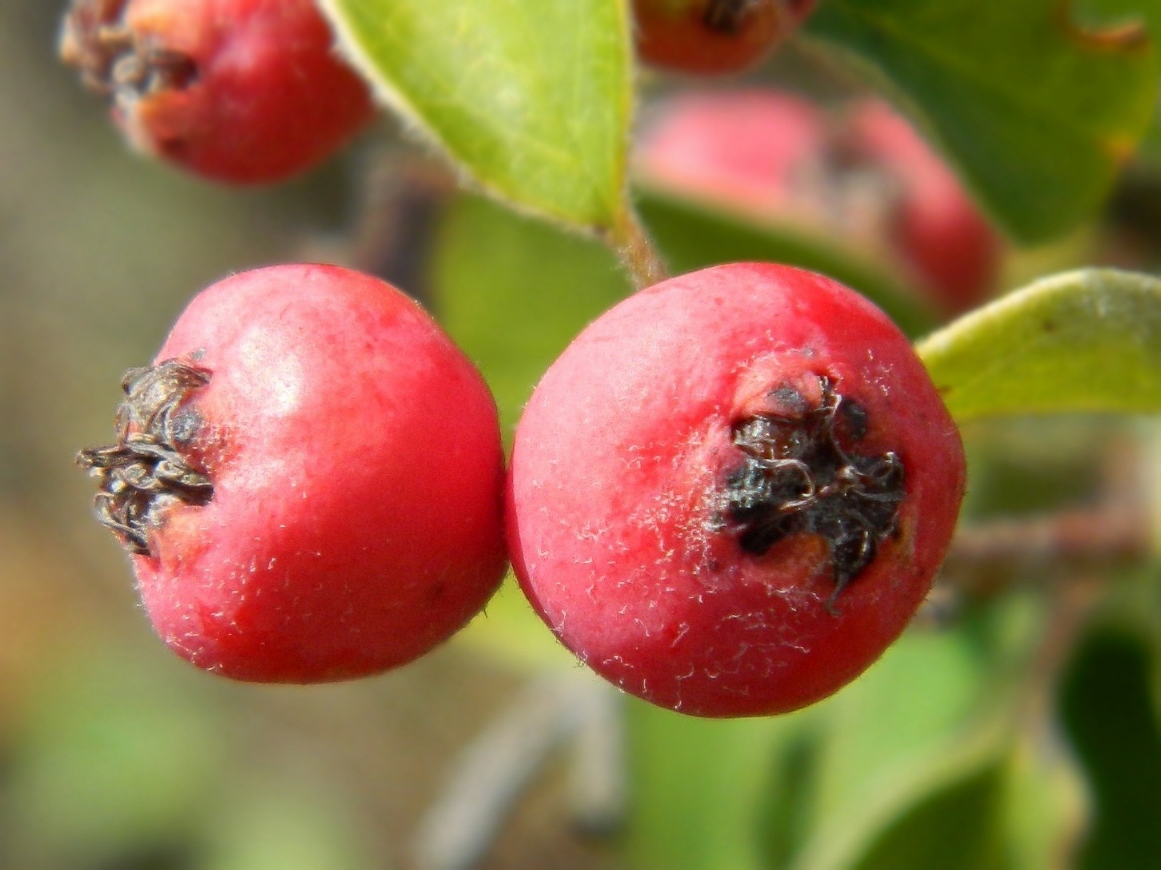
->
{"left": 61, "top": 0, "right": 198, "bottom": 99}
{"left": 722, "top": 375, "right": 905, "bottom": 604}
{"left": 77, "top": 359, "right": 213, "bottom": 557}
{"left": 702, "top": 0, "right": 761, "bottom": 34}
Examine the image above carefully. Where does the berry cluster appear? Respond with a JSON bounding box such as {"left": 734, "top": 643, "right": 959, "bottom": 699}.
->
{"left": 71, "top": 0, "right": 966, "bottom": 716}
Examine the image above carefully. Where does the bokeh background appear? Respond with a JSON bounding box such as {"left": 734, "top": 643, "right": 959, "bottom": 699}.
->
{"left": 4, "top": 2, "right": 1161, "bottom": 870}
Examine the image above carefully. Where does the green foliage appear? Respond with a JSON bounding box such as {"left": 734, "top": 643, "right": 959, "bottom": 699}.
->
{"left": 917, "top": 269, "right": 1161, "bottom": 421}
{"left": 1060, "top": 625, "right": 1161, "bottom": 869}
{"left": 622, "top": 596, "right": 1085, "bottom": 870}
{"left": 320, "top": 0, "right": 634, "bottom": 234}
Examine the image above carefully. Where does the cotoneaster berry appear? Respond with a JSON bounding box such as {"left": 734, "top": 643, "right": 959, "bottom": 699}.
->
{"left": 78, "top": 264, "right": 507, "bottom": 682}
{"left": 844, "top": 101, "right": 1001, "bottom": 316}
{"left": 507, "top": 263, "right": 965, "bottom": 717}
{"left": 636, "top": 90, "right": 1000, "bottom": 315}
{"left": 636, "top": 89, "right": 828, "bottom": 218}
{"left": 633, "top": 0, "right": 818, "bottom": 75}
{"left": 60, "top": 0, "right": 375, "bottom": 184}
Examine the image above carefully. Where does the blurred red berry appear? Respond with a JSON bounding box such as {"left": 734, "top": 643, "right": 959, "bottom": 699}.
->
{"left": 507, "top": 263, "right": 965, "bottom": 717}
{"left": 633, "top": 0, "right": 817, "bottom": 75}
{"left": 79, "top": 264, "right": 507, "bottom": 682}
{"left": 60, "top": 0, "right": 375, "bottom": 184}
{"left": 636, "top": 90, "right": 1002, "bottom": 315}
{"left": 844, "top": 101, "right": 1002, "bottom": 316}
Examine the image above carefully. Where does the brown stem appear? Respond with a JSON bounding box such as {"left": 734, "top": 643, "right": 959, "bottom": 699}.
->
{"left": 611, "top": 207, "right": 669, "bottom": 290}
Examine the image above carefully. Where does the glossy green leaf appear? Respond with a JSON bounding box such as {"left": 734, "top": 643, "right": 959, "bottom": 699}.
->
{"left": 320, "top": 0, "right": 633, "bottom": 233}
{"left": 804, "top": 0, "right": 1157, "bottom": 243}
{"left": 917, "top": 268, "right": 1161, "bottom": 421}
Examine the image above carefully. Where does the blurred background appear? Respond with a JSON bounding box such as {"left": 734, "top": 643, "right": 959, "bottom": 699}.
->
{"left": 1, "top": 3, "right": 620, "bottom": 868}
{"left": 3, "top": 2, "right": 1160, "bottom": 869}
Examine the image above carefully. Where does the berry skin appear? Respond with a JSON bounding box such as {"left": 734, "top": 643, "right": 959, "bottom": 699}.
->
{"left": 78, "top": 264, "right": 507, "bottom": 683}
{"left": 506, "top": 264, "right": 965, "bottom": 717}
{"left": 60, "top": 0, "right": 375, "bottom": 184}
{"left": 633, "top": 0, "right": 817, "bottom": 75}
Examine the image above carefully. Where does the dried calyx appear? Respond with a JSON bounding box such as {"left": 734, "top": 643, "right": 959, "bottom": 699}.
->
{"left": 77, "top": 359, "right": 213, "bottom": 556}
{"left": 702, "top": 0, "right": 761, "bottom": 34}
{"left": 60, "top": 0, "right": 198, "bottom": 100}
{"left": 721, "top": 375, "right": 905, "bottom": 602}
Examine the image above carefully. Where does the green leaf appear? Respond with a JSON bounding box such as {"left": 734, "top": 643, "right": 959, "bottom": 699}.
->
{"left": 431, "top": 192, "right": 630, "bottom": 437}
{"left": 320, "top": 0, "right": 633, "bottom": 234}
{"left": 626, "top": 704, "right": 818, "bottom": 870}
{"left": 1060, "top": 626, "right": 1161, "bottom": 869}
{"left": 1001, "top": 729, "right": 1089, "bottom": 870}
{"left": 788, "top": 616, "right": 1015, "bottom": 870}
{"left": 850, "top": 761, "right": 1011, "bottom": 870}
{"left": 916, "top": 268, "right": 1161, "bottom": 421}
{"left": 804, "top": 0, "right": 1157, "bottom": 243}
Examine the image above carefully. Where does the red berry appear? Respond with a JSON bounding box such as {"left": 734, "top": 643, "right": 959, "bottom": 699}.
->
{"left": 632, "top": 0, "right": 817, "bottom": 75}
{"left": 60, "top": 0, "right": 375, "bottom": 184}
{"left": 843, "top": 101, "right": 1001, "bottom": 316}
{"left": 78, "top": 264, "right": 507, "bottom": 682}
{"left": 506, "top": 263, "right": 965, "bottom": 717}
{"left": 636, "top": 89, "right": 828, "bottom": 217}
{"left": 636, "top": 90, "right": 1001, "bottom": 315}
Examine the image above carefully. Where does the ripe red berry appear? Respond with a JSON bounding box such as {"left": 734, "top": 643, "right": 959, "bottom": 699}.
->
{"left": 506, "top": 263, "right": 965, "bottom": 717}
{"left": 78, "top": 264, "right": 507, "bottom": 683}
{"left": 60, "top": 0, "right": 375, "bottom": 184}
{"left": 632, "top": 0, "right": 817, "bottom": 75}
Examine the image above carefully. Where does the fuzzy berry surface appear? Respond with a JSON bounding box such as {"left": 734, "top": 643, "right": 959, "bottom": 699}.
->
{"left": 79, "top": 264, "right": 507, "bottom": 683}
{"left": 506, "top": 263, "right": 965, "bottom": 717}
{"left": 633, "top": 0, "right": 817, "bottom": 75}
{"left": 60, "top": 0, "right": 375, "bottom": 184}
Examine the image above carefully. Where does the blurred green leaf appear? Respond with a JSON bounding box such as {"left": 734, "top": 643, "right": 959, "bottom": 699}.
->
{"left": 637, "top": 193, "right": 937, "bottom": 338}
{"left": 431, "top": 191, "right": 630, "bottom": 438}
{"left": 789, "top": 617, "right": 1015, "bottom": 870}
{"left": 1060, "top": 626, "right": 1161, "bottom": 869}
{"left": 805, "top": 0, "right": 1157, "bottom": 243}
{"left": 851, "top": 761, "right": 1010, "bottom": 870}
{"left": 626, "top": 704, "right": 818, "bottom": 870}
{"left": 320, "top": 0, "right": 634, "bottom": 234}
{"left": 1001, "top": 729, "right": 1089, "bottom": 870}
{"left": 917, "top": 268, "right": 1161, "bottom": 421}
